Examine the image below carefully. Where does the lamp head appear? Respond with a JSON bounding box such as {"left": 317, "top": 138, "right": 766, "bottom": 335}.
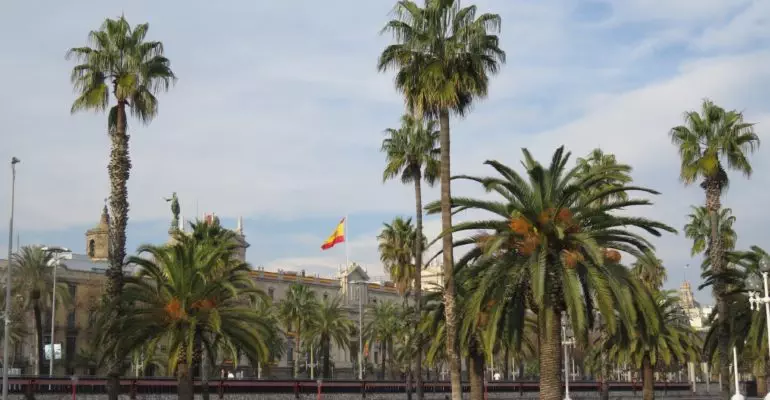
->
{"left": 41, "top": 246, "right": 70, "bottom": 254}
{"left": 761, "top": 258, "right": 770, "bottom": 273}
{"left": 10, "top": 157, "right": 19, "bottom": 165}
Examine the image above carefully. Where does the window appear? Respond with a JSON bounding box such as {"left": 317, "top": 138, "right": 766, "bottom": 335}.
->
{"left": 323, "top": 292, "right": 328, "bottom": 300}
{"left": 374, "top": 351, "right": 379, "bottom": 364}
{"left": 68, "top": 283, "right": 77, "bottom": 299}
{"left": 88, "top": 240, "right": 95, "bottom": 257}
{"left": 268, "top": 287, "right": 274, "bottom": 300}
{"left": 67, "top": 311, "right": 76, "bottom": 330}
{"left": 287, "top": 347, "right": 294, "bottom": 363}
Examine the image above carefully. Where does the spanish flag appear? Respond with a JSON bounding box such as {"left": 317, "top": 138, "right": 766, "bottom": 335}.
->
{"left": 321, "top": 218, "right": 346, "bottom": 250}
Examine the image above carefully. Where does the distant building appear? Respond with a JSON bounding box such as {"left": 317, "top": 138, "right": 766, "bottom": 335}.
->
{"left": 421, "top": 261, "right": 444, "bottom": 291}
{"left": 679, "top": 281, "right": 714, "bottom": 332}
{"left": 0, "top": 207, "right": 401, "bottom": 379}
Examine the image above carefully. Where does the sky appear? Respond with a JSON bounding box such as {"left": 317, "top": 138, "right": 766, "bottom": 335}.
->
{"left": 0, "top": 0, "right": 768, "bottom": 304}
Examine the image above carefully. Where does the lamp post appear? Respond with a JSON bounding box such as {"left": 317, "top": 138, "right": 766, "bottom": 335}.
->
{"left": 748, "top": 258, "right": 770, "bottom": 400}
{"left": 41, "top": 246, "right": 69, "bottom": 377}
{"left": 350, "top": 280, "right": 367, "bottom": 380}
{"left": 731, "top": 346, "right": 744, "bottom": 400}
{"left": 562, "top": 315, "right": 574, "bottom": 400}
{"left": 2, "top": 157, "right": 19, "bottom": 400}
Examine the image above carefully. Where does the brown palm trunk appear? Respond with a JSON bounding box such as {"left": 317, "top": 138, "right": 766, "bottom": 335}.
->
{"left": 381, "top": 341, "right": 386, "bottom": 380}
{"left": 177, "top": 350, "right": 194, "bottom": 400}
{"left": 438, "top": 108, "right": 461, "bottom": 400}
{"left": 33, "top": 304, "right": 43, "bottom": 376}
{"left": 756, "top": 359, "right": 767, "bottom": 397}
{"left": 106, "top": 100, "right": 129, "bottom": 400}
{"left": 600, "top": 349, "right": 610, "bottom": 400}
{"left": 539, "top": 309, "right": 563, "bottom": 400}
{"left": 294, "top": 327, "right": 301, "bottom": 378}
{"left": 413, "top": 172, "right": 424, "bottom": 399}
{"left": 503, "top": 345, "right": 510, "bottom": 381}
{"left": 323, "top": 335, "right": 331, "bottom": 378}
{"left": 642, "top": 355, "right": 655, "bottom": 400}
{"left": 469, "top": 338, "right": 485, "bottom": 400}
{"left": 704, "top": 177, "right": 729, "bottom": 400}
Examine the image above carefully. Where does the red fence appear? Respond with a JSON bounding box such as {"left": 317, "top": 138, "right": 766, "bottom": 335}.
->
{"left": 2, "top": 377, "right": 694, "bottom": 397}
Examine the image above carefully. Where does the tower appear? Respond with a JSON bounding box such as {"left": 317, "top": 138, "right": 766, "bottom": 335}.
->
{"left": 233, "top": 216, "right": 249, "bottom": 262}
{"left": 85, "top": 206, "right": 110, "bottom": 260}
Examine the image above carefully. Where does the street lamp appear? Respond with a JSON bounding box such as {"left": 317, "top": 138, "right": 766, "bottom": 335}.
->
{"left": 748, "top": 258, "right": 770, "bottom": 400}
{"left": 562, "top": 314, "right": 574, "bottom": 400}
{"left": 350, "top": 280, "right": 367, "bottom": 380}
{"left": 731, "top": 346, "right": 744, "bottom": 400}
{"left": 2, "top": 157, "right": 20, "bottom": 400}
{"left": 41, "top": 246, "right": 69, "bottom": 377}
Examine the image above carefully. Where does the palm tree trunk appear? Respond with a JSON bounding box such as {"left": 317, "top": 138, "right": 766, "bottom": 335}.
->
{"left": 381, "top": 341, "right": 386, "bottom": 380}
{"left": 539, "top": 309, "right": 563, "bottom": 400}
{"left": 642, "top": 355, "right": 655, "bottom": 400}
{"left": 600, "top": 350, "right": 610, "bottom": 400}
{"left": 294, "top": 328, "right": 301, "bottom": 378}
{"left": 756, "top": 359, "right": 767, "bottom": 397}
{"left": 33, "top": 304, "right": 43, "bottom": 376}
{"left": 704, "top": 177, "right": 729, "bottom": 400}
{"left": 406, "top": 360, "right": 413, "bottom": 400}
{"left": 438, "top": 108, "right": 461, "bottom": 400}
{"left": 503, "top": 345, "right": 510, "bottom": 380}
{"left": 413, "top": 173, "right": 424, "bottom": 399}
{"left": 196, "top": 329, "right": 209, "bottom": 400}
{"left": 106, "top": 100, "right": 129, "bottom": 400}
{"left": 177, "top": 357, "right": 193, "bottom": 400}
{"left": 323, "top": 335, "right": 331, "bottom": 379}
{"left": 469, "top": 338, "right": 485, "bottom": 400}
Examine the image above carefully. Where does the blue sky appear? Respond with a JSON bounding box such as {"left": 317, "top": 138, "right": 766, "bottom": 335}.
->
{"left": 0, "top": 0, "right": 768, "bottom": 303}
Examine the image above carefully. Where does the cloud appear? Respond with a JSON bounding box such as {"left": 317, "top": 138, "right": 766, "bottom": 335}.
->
{"left": 1, "top": 0, "right": 769, "bottom": 307}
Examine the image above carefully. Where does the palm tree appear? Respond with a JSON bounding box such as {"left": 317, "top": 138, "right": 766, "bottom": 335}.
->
{"left": 427, "top": 146, "right": 675, "bottom": 400}
{"left": 381, "top": 113, "right": 439, "bottom": 397}
{"left": 67, "top": 17, "right": 175, "bottom": 398}
{"left": 670, "top": 98, "right": 760, "bottom": 399}
{"left": 576, "top": 148, "right": 633, "bottom": 206}
{"left": 684, "top": 206, "right": 737, "bottom": 256}
{"left": 11, "top": 246, "right": 70, "bottom": 375}
{"left": 365, "top": 301, "right": 400, "bottom": 379}
{"left": 304, "top": 296, "right": 353, "bottom": 378}
{"left": 599, "top": 289, "right": 700, "bottom": 400}
{"left": 0, "top": 294, "right": 28, "bottom": 369}
{"left": 278, "top": 283, "right": 318, "bottom": 378}
{"left": 632, "top": 250, "right": 668, "bottom": 292}
{"left": 101, "top": 235, "right": 272, "bottom": 400}
{"left": 378, "top": 217, "right": 426, "bottom": 298}
{"left": 378, "top": 3, "right": 505, "bottom": 397}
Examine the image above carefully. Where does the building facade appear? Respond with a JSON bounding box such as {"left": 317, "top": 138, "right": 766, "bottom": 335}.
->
{"left": 0, "top": 208, "right": 403, "bottom": 379}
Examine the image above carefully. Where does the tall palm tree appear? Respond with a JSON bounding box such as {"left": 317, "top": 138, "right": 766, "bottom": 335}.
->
{"left": 684, "top": 206, "right": 737, "bottom": 256}
{"left": 364, "top": 301, "right": 400, "bottom": 379}
{"left": 427, "top": 146, "right": 675, "bottom": 400}
{"left": 11, "top": 246, "right": 70, "bottom": 375}
{"left": 576, "top": 148, "right": 633, "bottom": 206}
{"left": 670, "top": 98, "right": 759, "bottom": 399}
{"left": 278, "top": 284, "right": 318, "bottom": 378}
{"left": 632, "top": 250, "right": 668, "bottom": 292}
{"left": 101, "top": 235, "right": 271, "bottom": 400}
{"left": 0, "top": 293, "right": 28, "bottom": 369}
{"left": 304, "top": 296, "right": 353, "bottom": 378}
{"left": 381, "top": 112, "right": 439, "bottom": 397}
{"left": 378, "top": 217, "right": 426, "bottom": 298}
{"left": 67, "top": 17, "right": 175, "bottom": 398}
{"left": 378, "top": 3, "right": 505, "bottom": 397}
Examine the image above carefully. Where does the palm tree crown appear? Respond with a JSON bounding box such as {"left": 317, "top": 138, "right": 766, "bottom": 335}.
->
{"left": 378, "top": 0, "right": 505, "bottom": 117}
{"left": 67, "top": 16, "right": 176, "bottom": 126}
{"left": 382, "top": 114, "right": 440, "bottom": 184}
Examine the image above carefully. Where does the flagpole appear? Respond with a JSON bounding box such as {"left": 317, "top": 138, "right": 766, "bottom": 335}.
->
{"left": 345, "top": 214, "right": 350, "bottom": 270}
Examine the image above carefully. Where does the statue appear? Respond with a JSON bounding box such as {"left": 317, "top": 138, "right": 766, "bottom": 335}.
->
{"left": 164, "top": 192, "right": 180, "bottom": 229}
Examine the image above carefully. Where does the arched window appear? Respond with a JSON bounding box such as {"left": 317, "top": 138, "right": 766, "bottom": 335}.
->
{"left": 88, "top": 239, "right": 95, "bottom": 257}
